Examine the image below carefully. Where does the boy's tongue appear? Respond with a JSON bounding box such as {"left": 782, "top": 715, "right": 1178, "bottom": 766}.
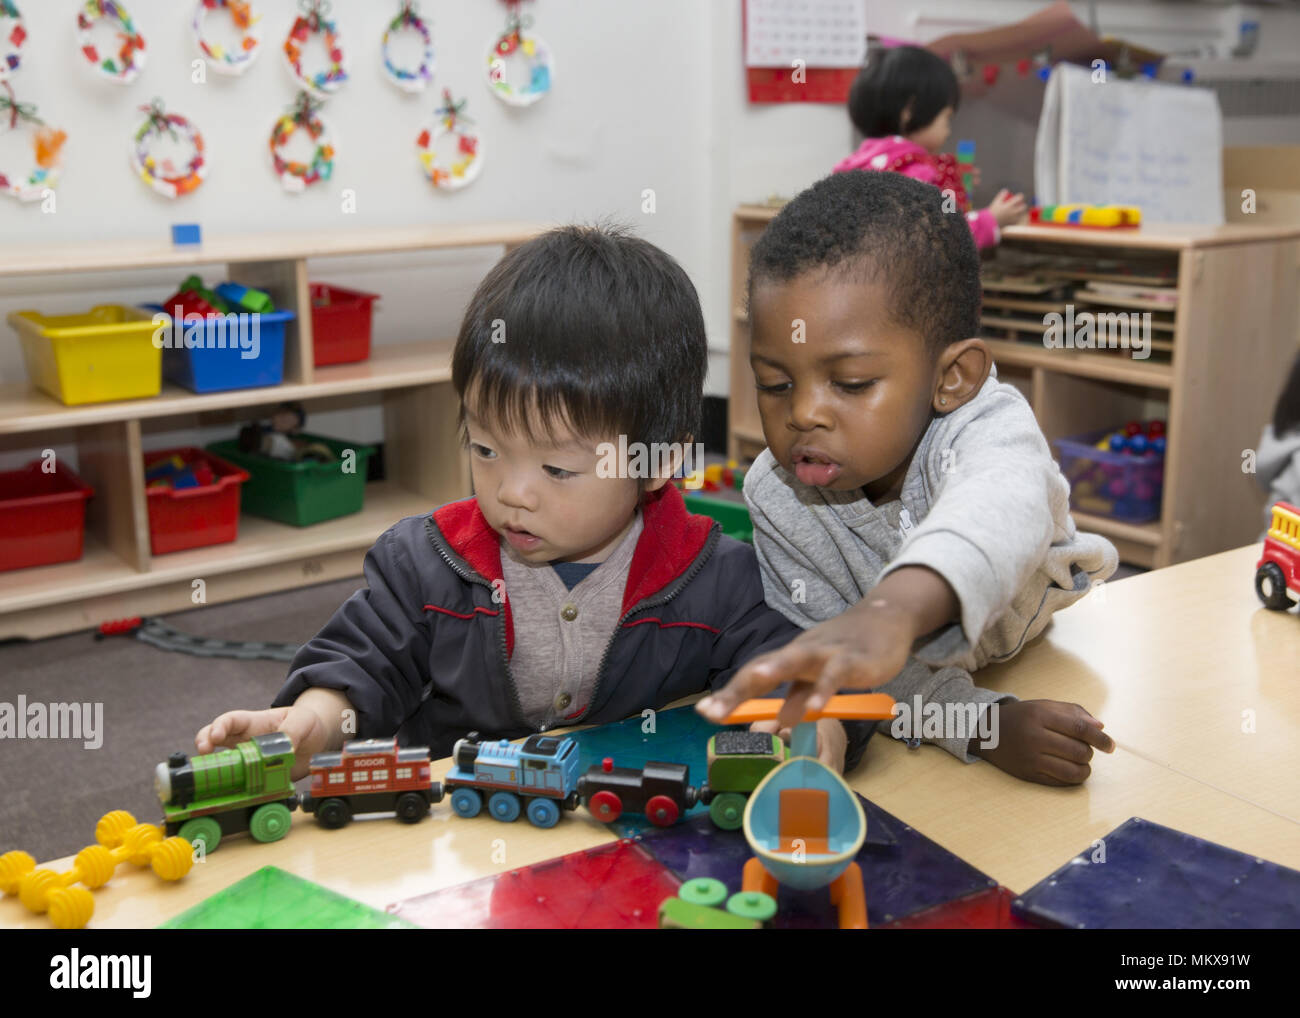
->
{"left": 794, "top": 456, "right": 841, "bottom": 486}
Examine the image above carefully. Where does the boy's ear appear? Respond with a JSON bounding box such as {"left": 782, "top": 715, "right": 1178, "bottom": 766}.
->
{"left": 933, "top": 339, "right": 991, "bottom": 414}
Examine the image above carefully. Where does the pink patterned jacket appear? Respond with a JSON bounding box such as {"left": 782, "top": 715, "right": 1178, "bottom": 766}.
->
{"left": 833, "top": 136, "right": 1000, "bottom": 251}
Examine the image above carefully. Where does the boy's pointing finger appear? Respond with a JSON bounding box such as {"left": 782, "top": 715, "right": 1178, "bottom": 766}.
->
{"left": 698, "top": 644, "right": 828, "bottom": 723}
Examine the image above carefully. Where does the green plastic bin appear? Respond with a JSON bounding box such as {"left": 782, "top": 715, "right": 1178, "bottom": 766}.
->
{"left": 206, "top": 433, "right": 376, "bottom": 527}
{"left": 683, "top": 491, "right": 752, "bottom": 543}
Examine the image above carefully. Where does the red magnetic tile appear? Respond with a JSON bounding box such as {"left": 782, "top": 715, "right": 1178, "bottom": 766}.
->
{"left": 389, "top": 839, "right": 679, "bottom": 929}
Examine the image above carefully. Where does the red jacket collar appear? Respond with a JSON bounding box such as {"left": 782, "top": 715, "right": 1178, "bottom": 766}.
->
{"left": 431, "top": 484, "right": 715, "bottom": 654}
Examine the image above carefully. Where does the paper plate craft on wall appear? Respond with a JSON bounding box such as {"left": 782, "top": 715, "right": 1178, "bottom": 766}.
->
{"left": 486, "top": 0, "right": 552, "bottom": 107}
{"left": 0, "top": 84, "right": 66, "bottom": 202}
{"left": 0, "top": 1, "right": 26, "bottom": 81}
{"left": 283, "top": 0, "right": 347, "bottom": 97}
{"left": 193, "top": 0, "right": 261, "bottom": 76}
{"left": 270, "top": 91, "right": 334, "bottom": 193}
{"left": 130, "top": 99, "right": 206, "bottom": 199}
{"left": 417, "top": 90, "right": 481, "bottom": 191}
{"left": 382, "top": 1, "right": 434, "bottom": 94}
{"left": 76, "top": 0, "right": 146, "bottom": 84}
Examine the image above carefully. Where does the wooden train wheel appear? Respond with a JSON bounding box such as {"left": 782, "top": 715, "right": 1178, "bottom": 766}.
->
{"left": 249, "top": 803, "right": 292, "bottom": 843}
{"left": 645, "top": 794, "right": 679, "bottom": 827}
{"left": 179, "top": 817, "right": 222, "bottom": 853}
{"left": 318, "top": 798, "right": 351, "bottom": 829}
{"left": 396, "top": 792, "right": 429, "bottom": 823}
{"left": 588, "top": 790, "right": 622, "bottom": 823}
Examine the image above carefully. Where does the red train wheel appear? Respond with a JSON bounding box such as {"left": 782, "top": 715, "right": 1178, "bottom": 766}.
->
{"left": 645, "top": 795, "right": 679, "bottom": 827}
{"left": 588, "top": 790, "right": 622, "bottom": 823}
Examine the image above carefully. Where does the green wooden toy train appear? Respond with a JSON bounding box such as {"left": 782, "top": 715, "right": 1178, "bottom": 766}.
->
{"left": 155, "top": 732, "right": 299, "bottom": 853}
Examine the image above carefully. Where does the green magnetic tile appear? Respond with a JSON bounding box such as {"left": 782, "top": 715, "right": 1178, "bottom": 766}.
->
{"left": 159, "top": 865, "right": 418, "bottom": 929}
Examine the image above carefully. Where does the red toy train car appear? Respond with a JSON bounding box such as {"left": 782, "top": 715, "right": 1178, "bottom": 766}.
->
{"left": 300, "top": 738, "right": 443, "bottom": 828}
{"left": 1256, "top": 501, "right": 1300, "bottom": 612}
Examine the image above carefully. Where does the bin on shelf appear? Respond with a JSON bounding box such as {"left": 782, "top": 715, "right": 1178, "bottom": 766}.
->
{"left": 683, "top": 491, "right": 753, "bottom": 543}
{"left": 144, "top": 447, "right": 250, "bottom": 555}
{"left": 145, "top": 303, "right": 294, "bottom": 393}
{"left": 0, "top": 460, "right": 95, "bottom": 572}
{"left": 205, "top": 433, "right": 376, "bottom": 527}
{"left": 1054, "top": 430, "right": 1165, "bottom": 524}
{"left": 309, "top": 284, "right": 379, "bottom": 367}
{"left": 7, "top": 305, "right": 163, "bottom": 405}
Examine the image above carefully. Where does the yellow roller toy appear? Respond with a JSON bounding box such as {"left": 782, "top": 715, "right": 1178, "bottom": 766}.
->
{"left": 0, "top": 811, "right": 192, "bottom": 929}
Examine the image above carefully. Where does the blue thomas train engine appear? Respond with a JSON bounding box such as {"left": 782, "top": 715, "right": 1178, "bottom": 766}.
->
{"left": 444, "top": 732, "right": 582, "bottom": 828}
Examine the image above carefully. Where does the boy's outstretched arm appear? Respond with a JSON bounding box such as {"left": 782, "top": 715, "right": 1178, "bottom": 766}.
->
{"left": 699, "top": 564, "right": 958, "bottom": 731}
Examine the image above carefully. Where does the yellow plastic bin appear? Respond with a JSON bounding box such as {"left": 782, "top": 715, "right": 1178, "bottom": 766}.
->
{"left": 7, "top": 305, "right": 163, "bottom": 405}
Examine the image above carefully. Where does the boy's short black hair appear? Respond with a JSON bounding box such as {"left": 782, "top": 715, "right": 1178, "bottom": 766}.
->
{"left": 848, "top": 45, "right": 960, "bottom": 138}
{"left": 453, "top": 223, "right": 706, "bottom": 456}
{"left": 747, "top": 170, "right": 981, "bottom": 356}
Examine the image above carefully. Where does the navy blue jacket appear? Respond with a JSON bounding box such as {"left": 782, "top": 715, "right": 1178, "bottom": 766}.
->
{"left": 271, "top": 483, "right": 879, "bottom": 763}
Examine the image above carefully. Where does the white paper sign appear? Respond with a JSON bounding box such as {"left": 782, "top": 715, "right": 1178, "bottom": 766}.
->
{"left": 1035, "top": 63, "right": 1224, "bottom": 225}
{"left": 745, "top": 0, "right": 867, "bottom": 69}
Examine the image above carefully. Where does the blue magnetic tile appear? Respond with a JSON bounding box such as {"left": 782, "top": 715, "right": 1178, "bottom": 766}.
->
{"left": 635, "top": 794, "right": 996, "bottom": 928}
{"left": 1013, "top": 817, "right": 1300, "bottom": 929}
{"left": 171, "top": 223, "right": 202, "bottom": 245}
{"left": 567, "top": 705, "right": 735, "bottom": 834}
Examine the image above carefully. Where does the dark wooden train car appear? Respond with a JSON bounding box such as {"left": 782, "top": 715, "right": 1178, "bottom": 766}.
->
{"left": 577, "top": 757, "right": 697, "bottom": 827}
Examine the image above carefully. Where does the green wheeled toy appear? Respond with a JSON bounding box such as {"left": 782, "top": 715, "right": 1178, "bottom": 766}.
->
{"left": 697, "top": 730, "right": 788, "bottom": 830}
{"left": 155, "top": 733, "right": 299, "bottom": 853}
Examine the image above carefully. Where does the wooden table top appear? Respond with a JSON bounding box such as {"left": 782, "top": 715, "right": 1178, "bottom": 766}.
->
{"left": 4, "top": 544, "right": 1296, "bottom": 928}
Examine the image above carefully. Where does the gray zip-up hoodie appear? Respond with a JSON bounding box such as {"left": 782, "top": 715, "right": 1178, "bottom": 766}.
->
{"left": 1256, "top": 425, "right": 1300, "bottom": 533}
{"left": 743, "top": 370, "right": 1119, "bottom": 760}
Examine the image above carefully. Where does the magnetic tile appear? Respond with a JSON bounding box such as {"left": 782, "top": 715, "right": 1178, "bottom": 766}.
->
{"left": 388, "top": 839, "right": 680, "bottom": 929}
{"left": 635, "top": 794, "right": 998, "bottom": 928}
{"left": 1013, "top": 817, "right": 1300, "bottom": 929}
{"left": 161, "top": 866, "right": 418, "bottom": 929}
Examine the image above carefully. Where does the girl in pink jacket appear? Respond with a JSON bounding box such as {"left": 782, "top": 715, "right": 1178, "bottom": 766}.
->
{"left": 834, "top": 46, "right": 1027, "bottom": 250}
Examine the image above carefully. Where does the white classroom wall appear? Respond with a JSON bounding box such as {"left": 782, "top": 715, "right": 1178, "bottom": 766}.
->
{"left": 2, "top": 1, "right": 1299, "bottom": 473}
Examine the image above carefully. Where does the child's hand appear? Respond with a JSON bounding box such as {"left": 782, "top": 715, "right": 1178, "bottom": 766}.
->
{"left": 973, "top": 700, "right": 1114, "bottom": 785}
{"left": 988, "top": 188, "right": 1028, "bottom": 228}
{"left": 701, "top": 601, "right": 914, "bottom": 730}
{"left": 750, "top": 718, "right": 848, "bottom": 773}
{"left": 196, "top": 705, "right": 329, "bottom": 780}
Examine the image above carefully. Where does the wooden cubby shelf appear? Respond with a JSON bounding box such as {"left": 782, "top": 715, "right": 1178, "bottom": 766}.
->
{"left": 0, "top": 223, "right": 547, "bottom": 640}
{"left": 729, "top": 204, "right": 1300, "bottom": 569}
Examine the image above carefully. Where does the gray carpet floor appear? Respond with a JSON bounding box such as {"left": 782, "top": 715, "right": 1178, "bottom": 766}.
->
{"left": 0, "top": 575, "right": 364, "bottom": 863}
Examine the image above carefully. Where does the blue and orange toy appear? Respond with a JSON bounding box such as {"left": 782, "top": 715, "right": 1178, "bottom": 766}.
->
{"left": 1256, "top": 501, "right": 1300, "bottom": 612}
{"left": 1031, "top": 204, "right": 1141, "bottom": 228}
{"left": 722, "top": 693, "right": 896, "bottom": 930}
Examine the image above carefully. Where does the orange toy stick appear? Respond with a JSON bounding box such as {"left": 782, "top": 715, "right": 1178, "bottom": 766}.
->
{"left": 722, "top": 693, "right": 896, "bottom": 726}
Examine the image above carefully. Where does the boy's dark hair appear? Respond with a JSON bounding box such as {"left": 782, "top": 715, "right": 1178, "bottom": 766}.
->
{"left": 747, "top": 170, "right": 981, "bottom": 356}
{"left": 1273, "top": 351, "right": 1300, "bottom": 436}
{"left": 452, "top": 223, "right": 706, "bottom": 461}
{"left": 848, "top": 45, "right": 960, "bottom": 138}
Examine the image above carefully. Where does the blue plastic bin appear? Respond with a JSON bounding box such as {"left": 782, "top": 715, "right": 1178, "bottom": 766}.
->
{"left": 145, "top": 304, "right": 294, "bottom": 394}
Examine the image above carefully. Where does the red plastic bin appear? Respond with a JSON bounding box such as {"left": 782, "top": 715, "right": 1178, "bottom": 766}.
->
{"left": 144, "top": 447, "right": 250, "bottom": 556}
{"left": 0, "top": 460, "right": 94, "bottom": 572}
{"left": 310, "top": 283, "right": 379, "bottom": 366}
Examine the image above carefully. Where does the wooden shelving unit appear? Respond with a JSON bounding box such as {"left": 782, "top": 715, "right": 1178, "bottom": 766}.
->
{"left": 728, "top": 204, "right": 1300, "bottom": 568}
{"left": 0, "top": 223, "right": 546, "bottom": 639}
